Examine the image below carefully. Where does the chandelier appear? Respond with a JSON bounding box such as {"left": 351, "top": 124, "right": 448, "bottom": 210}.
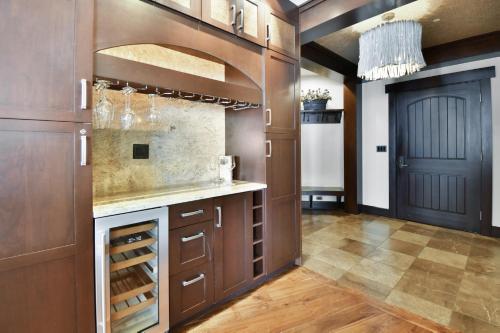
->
{"left": 357, "top": 20, "right": 426, "bottom": 81}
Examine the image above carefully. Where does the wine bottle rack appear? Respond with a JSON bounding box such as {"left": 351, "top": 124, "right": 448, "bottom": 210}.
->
{"left": 251, "top": 190, "right": 265, "bottom": 279}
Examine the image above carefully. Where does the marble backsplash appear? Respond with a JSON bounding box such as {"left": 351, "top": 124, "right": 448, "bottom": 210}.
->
{"left": 92, "top": 89, "right": 225, "bottom": 198}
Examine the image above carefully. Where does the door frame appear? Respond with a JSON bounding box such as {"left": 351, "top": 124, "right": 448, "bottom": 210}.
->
{"left": 386, "top": 67, "right": 495, "bottom": 236}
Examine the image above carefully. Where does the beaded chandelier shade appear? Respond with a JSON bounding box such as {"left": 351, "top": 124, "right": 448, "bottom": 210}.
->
{"left": 357, "top": 20, "right": 426, "bottom": 81}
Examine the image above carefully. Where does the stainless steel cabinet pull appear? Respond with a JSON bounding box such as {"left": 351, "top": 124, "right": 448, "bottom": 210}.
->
{"left": 182, "top": 273, "right": 205, "bottom": 287}
{"left": 231, "top": 5, "right": 236, "bottom": 25}
{"left": 181, "top": 209, "right": 204, "bottom": 218}
{"left": 266, "top": 140, "right": 272, "bottom": 158}
{"left": 80, "top": 79, "right": 88, "bottom": 110}
{"left": 97, "top": 232, "right": 108, "bottom": 333}
{"left": 80, "top": 129, "right": 87, "bottom": 166}
{"left": 215, "top": 206, "right": 222, "bottom": 228}
{"left": 266, "top": 24, "right": 271, "bottom": 42}
{"left": 266, "top": 108, "right": 272, "bottom": 126}
{"left": 181, "top": 232, "right": 204, "bottom": 243}
{"left": 238, "top": 9, "right": 244, "bottom": 30}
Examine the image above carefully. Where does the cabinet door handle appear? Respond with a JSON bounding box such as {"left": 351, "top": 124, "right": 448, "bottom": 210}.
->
{"left": 80, "top": 79, "right": 88, "bottom": 110}
{"left": 97, "top": 232, "right": 108, "bottom": 333}
{"left": 181, "top": 232, "right": 204, "bottom": 243}
{"left": 80, "top": 129, "right": 88, "bottom": 166}
{"left": 180, "top": 209, "right": 204, "bottom": 218}
{"left": 266, "top": 24, "right": 271, "bottom": 42}
{"left": 231, "top": 4, "right": 236, "bottom": 26}
{"left": 215, "top": 206, "right": 222, "bottom": 228}
{"left": 266, "top": 140, "right": 272, "bottom": 158}
{"left": 182, "top": 273, "right": 205, "bottom": 287}
{"left": 266, "top": 108, "right": 272, "bottom": 126}
{"left": 238, "top": 9, "right": 244, "bottom": 31}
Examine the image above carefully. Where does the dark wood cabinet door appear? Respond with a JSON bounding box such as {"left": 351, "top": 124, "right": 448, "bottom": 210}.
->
{"left": 213, "top": 193, "right": 253, "bottom": 301}
{"left": 266, "top": 9, "right": 298, "bottom": 59}
{"left": 0, "top": 0, "right": 93, "bottom": 123}
{"left": 0, "top": 119, "right": 94, "bottom": 332}
{"left": 235, "top": 0, "right": 266, "bottom": 46}
{"left": 201, "top": 0, "right": 237, "bottom": 34}
{"left": 151, "top": 0, "right": 202, "bottom": 19}
{"left": 266, "top": 133, "right": 300, "bottom": 273}
{"left": 265, "top": 51, "right": 300, "bottom": 134}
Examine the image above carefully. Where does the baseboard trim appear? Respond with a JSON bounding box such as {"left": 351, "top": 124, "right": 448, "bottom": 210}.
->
{"left": 358, "top": 205, "right": 392, "bottom": 218}
{"left": 492, "top": 226, "right": 500, "bottom": 238}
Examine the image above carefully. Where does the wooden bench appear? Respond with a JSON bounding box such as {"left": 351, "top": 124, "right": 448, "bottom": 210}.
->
{"left": 302, "top": 186, "right": 345, "bottom": 210}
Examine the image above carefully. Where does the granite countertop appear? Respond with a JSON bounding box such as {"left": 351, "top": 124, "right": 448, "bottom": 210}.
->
{"left": 93, "top": 181, "right": 267, "bottom": 218}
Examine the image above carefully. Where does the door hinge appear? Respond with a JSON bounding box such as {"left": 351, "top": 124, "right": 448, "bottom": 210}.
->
{"left": 480, "top": 211, "right": 483, "bottom": 221}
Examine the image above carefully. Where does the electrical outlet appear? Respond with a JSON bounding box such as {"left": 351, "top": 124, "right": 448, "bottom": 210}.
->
{"left": 133, "top": 144, "right": 149, "bottom": 159}
{"left": 376, "top": 145, "right": 387, "bottom": 152}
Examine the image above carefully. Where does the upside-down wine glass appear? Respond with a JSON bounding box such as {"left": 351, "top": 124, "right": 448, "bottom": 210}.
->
{"left": 120, "top": 86, "right": 137, "bottom": 130}
{"left": 93, "top": 80, "right": 114, "bottom": 129}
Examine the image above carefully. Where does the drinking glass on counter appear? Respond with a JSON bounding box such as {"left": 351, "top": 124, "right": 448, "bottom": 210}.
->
{"left": 93, "top": 80, "right": 114, "bottom": 129}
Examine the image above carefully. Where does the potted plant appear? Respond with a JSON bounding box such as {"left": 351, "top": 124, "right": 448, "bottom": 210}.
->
{"left": 301, "top": 88, "right": 332, "bottom": 111}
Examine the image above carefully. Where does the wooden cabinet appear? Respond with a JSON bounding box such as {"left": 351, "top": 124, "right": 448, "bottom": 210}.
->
{"left": 0, "top": 0, "right": 93, "bottom": 123}
{"left": 213, "top": 193, "right": 253, "bottom": 301}
{"left": 265, "top": 133, "right": 300, "bottom": 273}
{"left": 266, "top": 8, "right": 298, "bottom": 58}
{"left": 151, "top": 0, "right": 202, "bottom": 19}
{"left": 201, "top": 0, "right": 266, "bottom": 46}
{"left": 0, "top": 119, "right": 94, "bottom": 332}
{"left": 265, "top": 51, "right": 300, "bottom": 134}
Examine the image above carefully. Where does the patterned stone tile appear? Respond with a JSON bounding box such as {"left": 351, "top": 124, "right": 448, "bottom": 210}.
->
{"left": 302, "top": 256, "right": 346, "bottom": 281}
{"left": 315, "top": 247, "right": 363, "bottom": 271}
{"left": 366, "top": 248, "right": 416, "bottom": 271}
{"left": 391, "top": 230, "right": 431, "bottom": 246}
{"left": 399, "top": 223, "right": 437, "bottom": 237}
{"left": 336, "top": 271, "right": 393, "bottom": 301}
{"left": 379, "top": 238, "right": 424, "bottom": 257}
{"left": 449, "top": 312, "right": 500, "bottom": 333}
{"left": 348, "top": 258, "right": 404, "bottom": 288}
{"left": 339, "top": 239, "right": 377, "bottom": 257}
{"left": 418, "top": 247, "right": 468, "bottom": 270}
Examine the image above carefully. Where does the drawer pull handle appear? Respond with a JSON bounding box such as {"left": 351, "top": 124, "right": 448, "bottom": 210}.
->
{"left": 180, "top": 209, "right": 204, "bottom": 218}
{"left": 181, "top": 232, "right": 204, "bottom": 243}
{"left": 182, "top": 273, "right": 205, "bottom": 287}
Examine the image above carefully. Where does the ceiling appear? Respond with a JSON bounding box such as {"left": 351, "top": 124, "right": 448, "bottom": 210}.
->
{"left": 315, "top": 0, "right": 500, "bottom": 63}
{"left": 290, "top": 0, "right": 309, "bottom": 5}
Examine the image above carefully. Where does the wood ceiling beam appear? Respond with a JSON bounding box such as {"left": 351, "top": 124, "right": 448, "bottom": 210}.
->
{"left": 423, "top": 31, "right": 500, "bottom": 66}
{"left": 301, "top": 42, "right": 358, "bottom": 78}
{"left": 300, "top": 0, "right": 418, "bottom": 45}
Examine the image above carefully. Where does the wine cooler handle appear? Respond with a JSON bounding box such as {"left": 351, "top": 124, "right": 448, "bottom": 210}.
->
{"left": 80, "top": 129, "right": 88, "bottom": 166}
{"left": 98, "top": 232, "right": 108, "bottom": 333}
{"left": 215, "top": 206, "right": 222, "bottom": 228}
{"left": 182, "top": 273, "right": 205, "bottom": 287}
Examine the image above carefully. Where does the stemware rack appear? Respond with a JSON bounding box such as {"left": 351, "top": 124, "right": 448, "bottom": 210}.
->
{"left": 252, "top": 190, "right": 265, "bottom": 279}
{"left": 93, "top": 77, "right": 261, "bottom": 111}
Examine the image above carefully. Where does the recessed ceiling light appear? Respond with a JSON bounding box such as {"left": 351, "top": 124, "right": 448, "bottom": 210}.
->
{"left": 382, "top": 12, "right": 396, "bottom": 22}
{"left": 433, "top": 18, "right": 441, "bottom": 22}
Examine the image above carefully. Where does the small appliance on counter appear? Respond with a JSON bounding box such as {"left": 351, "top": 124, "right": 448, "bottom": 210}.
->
{"left": 218, "top": 155, "right": 236, "bottom": 185}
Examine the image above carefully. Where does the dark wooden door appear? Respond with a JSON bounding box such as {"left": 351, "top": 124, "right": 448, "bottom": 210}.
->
{"left": 236, "top": 0, "right": 266, "bottom": 46}
{"left": 201, "top": 0, "right": 237, "bottom": 34}
{"left": 213, "top": 193, "right": 252, "bottom": 301}
{"left": 265, "top": 51, "right": 300, "bottom": 134}
{"left": 266, "top": 133, "right": 300, "bottom": 272}
{"left": 266, "top": 9, "right": 298, "bottom": 59}
{"left": 0, "top": 0, "right": 93, "bottom": 123}
{"left": 0, "top": 119, "right": 94, "bottom": 332}
{"left": 396, "top": 81, "right": 482, "bottom": 232}
{"left": 152, "top": 0, "right": 202, "bottom": 19}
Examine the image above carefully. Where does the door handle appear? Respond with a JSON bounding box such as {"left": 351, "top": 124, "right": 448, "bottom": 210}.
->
{"left": 181, "top": 232, "right": 204, "bottom": 243}
{"left": 399, "top": 156, "right": 409, "bottom": 168}
{"left": 238, "top": 9, "right": 244, "bottom": 31}
{"left": 231, "top": 5, "right": 236, "bottom": 26}
{"left": 182, "top": 273, "right": 205, "bottom": 287}
{"left": 215, "top": 206, "right": 222, "bottom": 228}
{"left": 266, "top": 24, "right": 271, "bottom": 42}
{"left": 80, "top": 129, "right": 88, "bottom": 166}
{"left": 80, "top": 79, "right": 88, "bottom": 110}
{"left": 180, "top": 209, "right": 204, "bottom": 218}
{"left": 266, "top": 140, "right": 272, "bottom": 158}
{"left": 265, "top": 108, "right": 272, "bottom": 126}
{"left": 97, "top": 232, "right": 108, "bottom": 333}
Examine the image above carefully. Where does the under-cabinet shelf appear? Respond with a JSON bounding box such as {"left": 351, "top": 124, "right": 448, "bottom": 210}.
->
{"left": 300, "top": 109, "right": 343, "bottom": 124}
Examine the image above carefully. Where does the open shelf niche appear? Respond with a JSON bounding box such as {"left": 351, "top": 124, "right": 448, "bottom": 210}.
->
{"left": 251, "top": 190, "right": 265, "bottom": 279}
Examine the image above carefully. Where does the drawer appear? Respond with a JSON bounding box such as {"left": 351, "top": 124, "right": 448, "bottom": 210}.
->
{"left": 169, "top": 199, "right": 213, "bottom": 229}
{"left": 170, "top": 221, "right": 213, "bottom": 275}
{"left": 169, "top": 263, "right": 214, "bottom": 325}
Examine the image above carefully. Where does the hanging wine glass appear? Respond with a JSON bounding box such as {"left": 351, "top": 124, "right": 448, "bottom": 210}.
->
{"left": 120, "top": 85, "right": 137, "bottom": 130}
{"left": 147, "top": 93, "right": 162, "bottom": 127}
{"left": 93, "top": 80, "right": 114, "bottom": 129}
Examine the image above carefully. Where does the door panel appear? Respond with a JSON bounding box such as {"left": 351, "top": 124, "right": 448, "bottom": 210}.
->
{"left": 396, "top": 82, "right": 482, "bottom": 232}
{"left": 201, "top": 0, "right": 236, "bottom": 34}
{"left": 236, "top": 0, "right": 266, "bottom": 46}
{"left": 0, "top": 0, "right": 92, "bottom": 122}
{"left": 0, "top": 119, "right": 94, "bottom": 332}
{"left": 266, "top": 10, "right": 297, "bottom": 58}
{"left": 213, "top": 193, "right": 252, "bottom": 301}
{"left": 266, "top": 134, "right": 299, "bottom": 273}
{"left": 152, "top": 0, "right": 202, "bottom": 19}
{"left": 265, "top": 51, "right": 299, "bottom": 134}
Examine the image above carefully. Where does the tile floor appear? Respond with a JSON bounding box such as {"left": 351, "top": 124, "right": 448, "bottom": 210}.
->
{"left": 302, "top": 210, "right": 500, "bottom": 332}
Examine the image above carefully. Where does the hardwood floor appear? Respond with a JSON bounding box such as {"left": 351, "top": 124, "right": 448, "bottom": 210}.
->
{"left": 175, "top": 267, "right": 456, "bottom": 332}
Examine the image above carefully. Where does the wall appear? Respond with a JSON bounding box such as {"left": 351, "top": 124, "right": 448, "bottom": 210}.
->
{"left": 92, "top": 89, "right": 225, "bottom": 198}
{"left": 361, "top": 56, "right": 500, "bottom": 226}
{"left": 301, "top": 68, "right": 344, "bottom": 187}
